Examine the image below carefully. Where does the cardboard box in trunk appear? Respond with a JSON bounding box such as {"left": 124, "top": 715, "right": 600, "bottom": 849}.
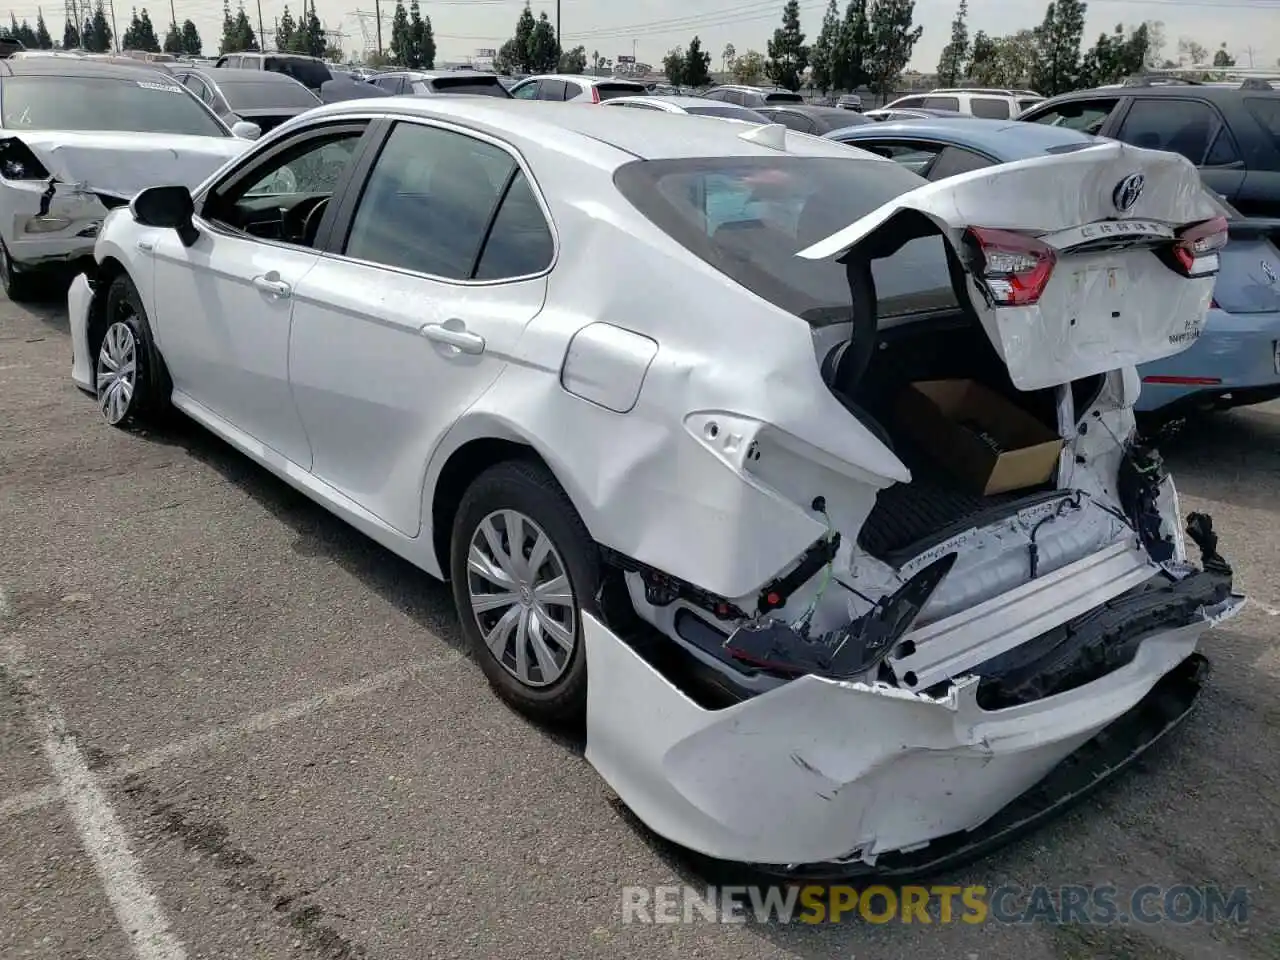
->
{"left": 896, "top": 380, "right": 1064, "bottom": 496}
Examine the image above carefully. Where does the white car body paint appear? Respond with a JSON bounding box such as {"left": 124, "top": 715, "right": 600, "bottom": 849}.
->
{"left": 68, "top": 99, "right": 1243, "bottom": 869}
{"left": 0, "top": 130, "right": 251, "bottom": 271}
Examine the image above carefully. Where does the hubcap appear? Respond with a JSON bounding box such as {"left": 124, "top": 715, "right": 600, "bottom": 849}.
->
{"left": 96, "top": 320, "right": 138, "bottom": 425}
{"left": 466, "top": 509, "right": 577, "bottom": 688}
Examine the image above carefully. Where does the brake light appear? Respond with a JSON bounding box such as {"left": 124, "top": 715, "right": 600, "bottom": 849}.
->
{"left": 963, "top": 227, "right": 1057, "bottom": 307}
{"left": 1169, "top": 215, "right": 1228, "bottom": 278}
{"left": 1210, "top": 298, "right": 1221, "bottom": 309}
{"left": 591, "top": 86, "right": 601, "bottom": 104}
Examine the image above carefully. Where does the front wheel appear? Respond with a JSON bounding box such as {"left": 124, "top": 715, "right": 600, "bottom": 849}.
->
{"left": 450, "top": 460, "right": 601, "bottom": 724}
{"left": 95, "top": 274, "right": 171, "bottom": 429}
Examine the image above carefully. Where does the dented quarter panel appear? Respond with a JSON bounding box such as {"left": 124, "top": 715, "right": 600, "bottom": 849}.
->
{"left": 797, "top": 141, "right": 1221, "bottom": 391}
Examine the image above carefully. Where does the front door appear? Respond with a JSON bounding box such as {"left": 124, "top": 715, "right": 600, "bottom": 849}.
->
{"left": 148, "top": 121, "right": 371, "bottom": 469}
{"left": 287, "top": 118, "right": 554, "bottom": 537}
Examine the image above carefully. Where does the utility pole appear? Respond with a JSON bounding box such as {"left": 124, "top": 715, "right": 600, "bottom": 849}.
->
{"left": 256, "top": 0, "right": 264, "bottom": 50}
{"left": 555, "top": 0, "right": 560, "bottom": 47}
{"left": 107, "top": 0, "right": 117, "bottom": 49}
{"left": 374, "top": 0, "right": 381, "bottom": 53}
{"left": 1245, "top": 45, "right": 1256, "bottom": 67}
{"left": 168, "top": 0, "right": 175, "bottom": 36}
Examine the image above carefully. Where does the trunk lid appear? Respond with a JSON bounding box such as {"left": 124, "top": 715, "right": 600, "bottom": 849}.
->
{"left": 798, "top": 140, "right": 1224, "bottom": 391}
{"left": 1, "top": 130, "right": 251, "bottom": 199}
{"left": 1213, "top": 220, "right": 1280, "bottom": 315}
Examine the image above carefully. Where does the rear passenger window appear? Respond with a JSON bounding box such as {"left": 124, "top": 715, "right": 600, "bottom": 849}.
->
{"left": 969, "top": 97, "right": 1010, "bottom": 119}
{"left": 563, "top": 81, "right": 582, "bottom": 99}
{"left": 771, "top": 111, "right": 814, "bottom": 133}
{"left": 892, "top": 96, "right": 925, "bottom": 108}
{"left": 1028, "top": 98, "right": 1117, "bottom": 134}
{"left": 1115, "top": 99, "right": 1227, "bottom": 165}
{"left": 922, "top": 96, "right": 959, "bottom": 111}
{"left": 474, "top": 172, "right": 554, "bottom": 279}
{"left": 538, "top": 79, "right": 567, "bottom": 101}
{"left": 927, "top": 145, "right": 995, "bottom": 180}
{"left": 1245, "top": 97, "right": 1280, "bottom": 150}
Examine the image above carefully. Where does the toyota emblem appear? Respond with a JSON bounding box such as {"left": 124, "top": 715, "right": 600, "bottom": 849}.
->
{"left": 1112, "top": 173, "right": 1145, "bottom": 212}
{"left": 1263, "top": 259, "right": 1278, "bottom": 286}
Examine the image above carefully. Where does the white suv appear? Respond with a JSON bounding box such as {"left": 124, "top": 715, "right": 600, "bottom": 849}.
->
{"left": 509, "top": 74, "right": 648, "bottom": 103}
{"left": 883, "top": 87, "right": 1044, "bottom": 120}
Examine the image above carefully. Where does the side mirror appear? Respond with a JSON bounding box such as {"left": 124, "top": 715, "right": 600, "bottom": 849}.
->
{"left": 231, "top": 119, "right": 262, "bottom": 140}
{"left": 131, "top": 185, "right": 198, "bottom": 247}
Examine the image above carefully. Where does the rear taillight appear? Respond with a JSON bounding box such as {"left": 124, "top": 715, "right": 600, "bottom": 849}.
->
{"left": 591, "top": 86, "right": 601, "bottom": 104}
{"left": 963, "top": 226, "right": 1057, "bottom": 307}
{"left": 1169, "top": 215, "right": 1228, "bottom": 278}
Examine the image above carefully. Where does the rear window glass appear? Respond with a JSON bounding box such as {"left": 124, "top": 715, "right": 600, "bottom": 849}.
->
{"left": 613, "top": 156, "right": 958, "bottom": 325}
{"left": 0, "top": 76, "right": 228, "bottom": 137}
{"left": 265, "top": 56, "right": 331, "bottom": 89}
{"left": 595, "top": 82, "right": 646, "bottom": 101}
{"left": 970, "top": 97, "right": 1010, "bottom": 119}
{"left": 764, "top": 91, "right": 804, "bottom": 103}
{"left": 220, "top": 79, "right": 320, "bottom": 109}
{"left": 429, "top": 75, "right": 511, "bottom": 97}
{"left": 923, "top": 96, "right": 960, "bottom": 111}
{"left": 1245, "top": 97, "right": 1280, "bottom": 147}
{"left": 686, "top": 105, "right": 767, "bottom": 122}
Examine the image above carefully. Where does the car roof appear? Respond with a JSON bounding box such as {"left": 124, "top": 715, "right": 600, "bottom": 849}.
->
{"left": 828, "top": 116, "right": 1096, "bottom": 158}
{"left": 0, "top": 55, "right": 183, "bottom": 80}
{"left": 201, "top": 67, "right": 311, "bottom": 85}
{"left": 758, "top": 104, "right": 856, "bottom": 120}
{"left": 1041, "top": 83, "right": 1280, "bottom": 103}
{"left": 303, "top": 97, "right": 861, "bottom": 163}
{"left": 385, "top": 69, "right": 501, "bottom": 80}
{"left": 609, "top": 94, "right": 731, "bottom": 109}
{"left": 519, "top": 74, "right": 645, "bottom": 86}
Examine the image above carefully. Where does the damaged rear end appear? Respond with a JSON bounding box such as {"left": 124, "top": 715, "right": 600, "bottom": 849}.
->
{"left": 586, "top": 138, "right": 1245, "bottom": 874}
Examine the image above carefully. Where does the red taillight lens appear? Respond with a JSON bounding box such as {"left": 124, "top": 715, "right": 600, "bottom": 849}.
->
{"left": 963, "top": 226, "right": 1057, "bottom": 307}
{"left": 1210, "top": 298, "right": 1221, "bottom": 308}
{"left": 591, "top": 86, "right": 601, "bottom": 104}
{"left": 1170, "top": 215, "right": 1228, "bottom": 277}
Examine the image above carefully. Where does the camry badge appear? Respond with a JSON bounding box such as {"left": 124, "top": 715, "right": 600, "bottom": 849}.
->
{"left": 1112, "top": 173, "right": 1145, "bottom": 212}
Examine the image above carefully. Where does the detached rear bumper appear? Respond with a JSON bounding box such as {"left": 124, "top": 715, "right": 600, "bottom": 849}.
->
{"left": 68, "top": 272, "right": 95, "bottom": 394}
{"left": 584, "top": 592, "right": 1243, "bottom": 871}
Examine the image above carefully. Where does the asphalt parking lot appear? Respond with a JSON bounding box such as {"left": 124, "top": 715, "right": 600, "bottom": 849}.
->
{"left": 2, "top": 292, "right": 1278, "bottom": 960}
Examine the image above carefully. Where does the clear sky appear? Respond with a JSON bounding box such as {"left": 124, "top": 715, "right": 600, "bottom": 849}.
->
{"left": 19, "top": 0, "right": 1280, "bottom": 69}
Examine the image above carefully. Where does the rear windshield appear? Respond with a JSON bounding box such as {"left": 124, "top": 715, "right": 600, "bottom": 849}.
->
{"left": 0, "top": 75, "right": 228, "bottom": 137}
{"left": 764, "top": 91, "right": 804, "bottom": 103}
{"left": 970, "top": 97, "right": 1011, "bottom": 119}
{"left": 595, "top": 82, "right": 647, "bottom": 101}
{"left": 427, "top": 75, "right": 511, "bottom": 97}
{"left": 1245, "top": 97, "right": 1280, "bottom": 148}
{"left": 686, "top": 105, "right": 766, "bottom": 122}
{"left": 265, "top": 56, "right": 331, "bottom": 89}
{"left": 614, "top": 156, "right": 959, "bottom": 325}
{"left": 221, "top": 79, "right": 320, "bottom": 109}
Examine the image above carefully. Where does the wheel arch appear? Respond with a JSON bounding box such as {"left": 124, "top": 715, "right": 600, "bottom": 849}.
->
{"left": 425, "top": 414, "right": 598, "bottom": 581}
{"left": 84, "top": 256, "right": 130, "bottom": 361}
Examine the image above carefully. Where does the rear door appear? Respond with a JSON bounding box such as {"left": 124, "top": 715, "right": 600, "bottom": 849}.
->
{"left": 1110, "top": 96, "right": 1247, "bottom": 203}
{"left": 798, "top": 140, "right": 1224, "bottom": 390}
{"left": 1237, "top": 96, "right": 1280, "bottom": 217}
{"left": 287, "top": 117, "right": 554, "bottom": 536}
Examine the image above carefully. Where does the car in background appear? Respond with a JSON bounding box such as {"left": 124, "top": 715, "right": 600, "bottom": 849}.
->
{"left": 882, "top": 87, "right": 1043, "bottom": 120}
{"left": 754, "top": 103, "right": 873, "bottom": 134}
{"left": 0, "top": 56, "right": 253, "bottom": 299}
{"left": 701, "top": 84, "right": 804, "bottom": 107}
{"left": 836, "top": 93, "right": 862, "bottom": 111}
{"left": 508, "top": 74, "right": 647, "bottom": 103}
{"left": 1018, "top": 80, "right": 1280, "bottom": 217}
{"left": 602, "top": 95, "right": 768, "bottom": 123}
{"left": 214, "top": 51, "right": 332, "bottom": 93}
{"left": 172, "top": 67, "right": 321, "bottom": 136}
{"left": 67, "top": 95, "right": 1240, "bottom": 880}
{"left": 863, "top": 106, "right": 967, "bottom": 121}
{"left": 371, "top": 70, "right": 512, "bottom": 98}
{"left": 825, "top": 116, "right": 1280, "bottom": 419}
{"left": 0, "top": 36, "right": 23, "bottom": 58}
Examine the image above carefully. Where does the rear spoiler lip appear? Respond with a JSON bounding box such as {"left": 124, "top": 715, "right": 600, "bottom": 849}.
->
{"left": 1225, "top": 217, "right": 1280, "bottom": 241}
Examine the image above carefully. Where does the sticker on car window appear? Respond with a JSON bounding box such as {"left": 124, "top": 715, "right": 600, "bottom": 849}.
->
{"left": 137, "top": 80, "right": 183, "bottom": 92}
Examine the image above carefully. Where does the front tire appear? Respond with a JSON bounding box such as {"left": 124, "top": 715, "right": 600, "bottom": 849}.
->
{"left": 95, "top": 274, "right": 171, "bottom": 429}
{"left": 450, "top": 460, "right": 600, "bottom": 724}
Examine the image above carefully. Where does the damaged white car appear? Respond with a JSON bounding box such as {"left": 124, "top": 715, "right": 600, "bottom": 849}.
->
{"left": 67, "top": 99, "right": 1244, "bottom": 876}
{"left": 0, "top": 55, "right": 257, "bottom": 300}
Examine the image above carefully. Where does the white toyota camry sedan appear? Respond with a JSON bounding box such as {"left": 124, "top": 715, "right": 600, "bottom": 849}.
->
{"left": 68, "top": 97, "right": 1245, "bottom": 876}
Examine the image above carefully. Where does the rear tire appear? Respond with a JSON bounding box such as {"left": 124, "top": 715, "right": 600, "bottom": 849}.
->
{"left": 95, "top": 274, "right": 172, "bottom": 429}
{"left": 450, "top": 460, "right": 600, "bottom": 725}
{"left": 0, "top": 239, "right": 38, "bottom": 302}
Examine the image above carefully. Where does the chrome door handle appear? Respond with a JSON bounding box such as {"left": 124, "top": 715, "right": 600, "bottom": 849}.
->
{"left": 136, "top": 239, "right": 155, "bottom": 252}
{"left": 252, "top": 274, "right": 292, "bottom": 298}
{"left": 420, "top": 322, "right": 485, "bottom": 355}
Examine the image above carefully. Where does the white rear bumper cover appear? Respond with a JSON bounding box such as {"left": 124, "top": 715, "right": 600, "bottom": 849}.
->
{"left": 68, "top": 272, "right": 94, "bottom": 393}
{"left": 584, "top": 594, "right": 1243, "bottom": 868}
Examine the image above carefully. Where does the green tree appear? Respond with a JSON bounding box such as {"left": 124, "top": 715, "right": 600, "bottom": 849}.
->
{"left": 180, "top": 17, "right": 200, "bottom": 54}
{"left": 63, "top": 18, "right": 79, "bottom": 48}
{"left": 85, "top": 1, "right": 112, "bottom": 52}
{"left": 292, "top": 0, "right": 324, "bottom": 57}
{"left": 528, "top": 11, "right": 558, "bottom": 72}
{"left": 494, "top": 37, "right": 519, "bottom": 74}
{"left": 936, "top": 0, "right": 968, "bottom": 86}
{"left": 234, "top": 4, "right": 258, "bottom": 51}
{"left": 34, "top": 11, "right": 52, "bottom": 48}
{"left": 511, "top": 3, "right": 536, "bottom": 73}
{"left": 832, "top": 0, "right": 872, "bottom": 91}
{"left": 731, "top": 49, "right": 766, "bottom": 84}
{"left": 865, "top": 0, "right": 921, "bottom": 99}
{"left": 162, "top": 21, "right": 182, "bottom": 53}
{"left": 1079, "top": 23, "right": 1149, "bottom": 88}
{"left": 388, "top": 0, "right": 410, "bottom": 64}
{"left": 558, "top": 44, "right": 586, "bottom": 73}
{"left": 218, "top": 0, "right": 236, "bottom": 53}
{"left": 1031, "top": 0, "right": 1085, "bottom": 97}
{"left": 1212, "top": 43, "right": 1235, "bottom": 67}
{"left": 136, "top": 8, "right": 160, "bottom": 50}
{"left": 409, "top": 0, "right": 434, "bottom": 68}
{"left": 275, "top": 4, "right": 296, "bottom": 53}
{"left": 682, "top": 35, "right": 711, "bottom": 87}
{"left": 722, "top": 42, "right": 735, "bottom": 73}
{"left": 11, "top": 16, "right": 37, "bottom": 47}
{"left": 1177, "top": 37, "right": 1207, "bottom": 67}
{"left": 121, "top": 8, "right": 140, "bottom": 48}
{"left": 662, "top": 46, "right": 684, "bottom": 85}
{"left": 766, "top": 0, "right": 809, "bottom": 91}
{"left": 810, "top": 0, "right": 841, "bottom": 94}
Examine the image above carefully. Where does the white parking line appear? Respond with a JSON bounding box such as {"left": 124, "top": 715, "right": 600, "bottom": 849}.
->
{"left": 0, "top": 652, "right": 469, "bottom": 820}
{"left": 1, "top": 635, "right": 187, "bottom": 960}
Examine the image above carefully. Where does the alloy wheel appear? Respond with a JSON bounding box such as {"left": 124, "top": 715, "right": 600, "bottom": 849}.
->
{"left": 466, "top": 509, "right": 577, "bottom": 688}
{"left": 96, "top": 320, "right": 138, "bottom": 425}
